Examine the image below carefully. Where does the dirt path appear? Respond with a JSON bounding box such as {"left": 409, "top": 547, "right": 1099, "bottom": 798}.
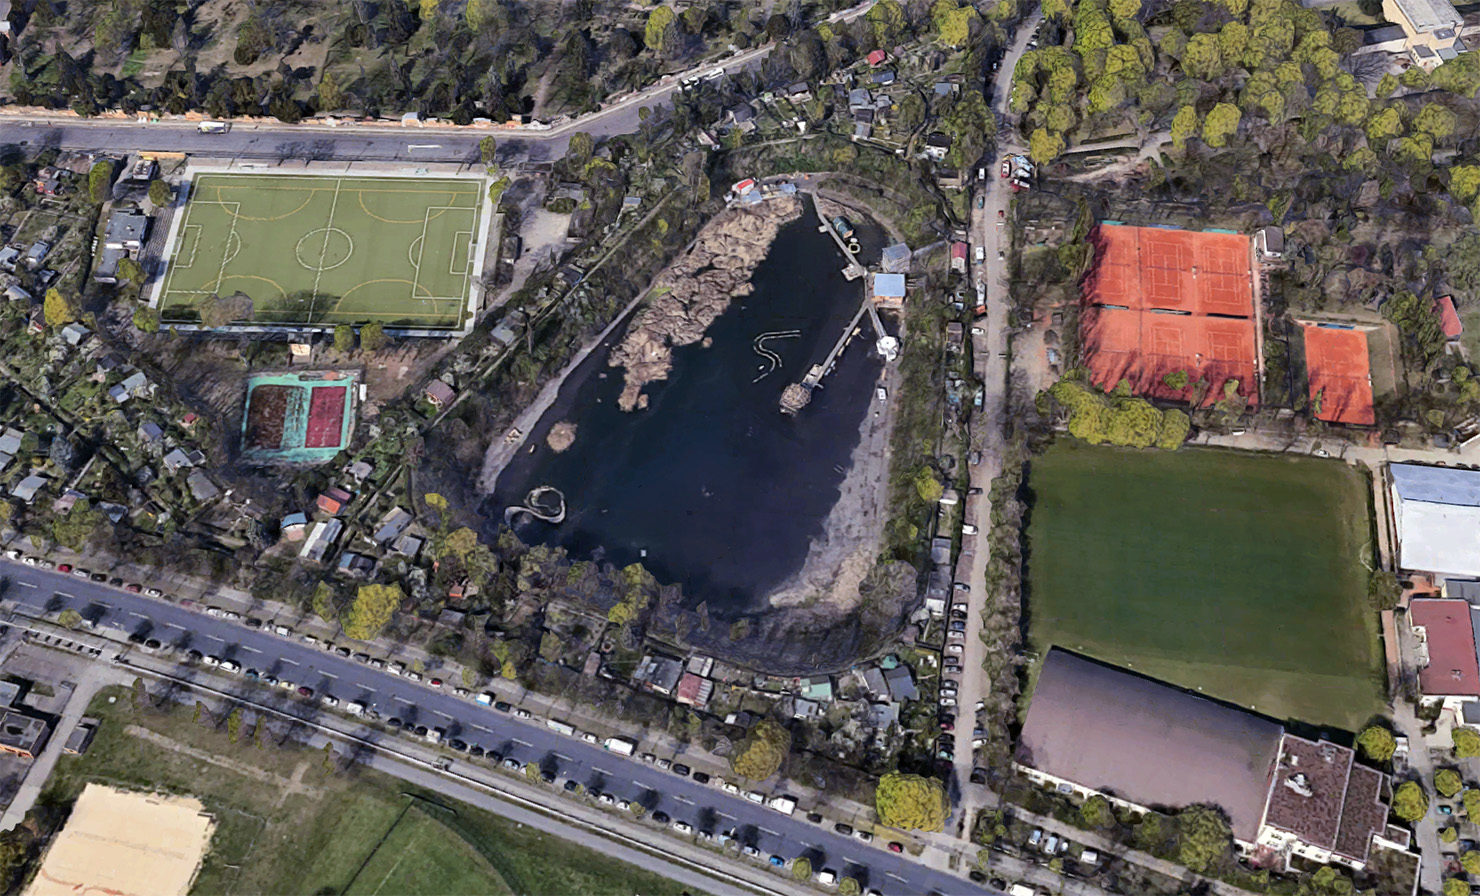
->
{"left": 124, "top": 725, "right": 321, "bottom": 807}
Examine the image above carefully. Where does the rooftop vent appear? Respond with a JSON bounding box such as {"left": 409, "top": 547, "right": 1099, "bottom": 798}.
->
{"left": 1284, "top": 772, "right": 1314, "bottom": 798}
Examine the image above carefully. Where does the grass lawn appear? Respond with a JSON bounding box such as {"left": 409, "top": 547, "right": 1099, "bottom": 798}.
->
{"left": 40, "top": 688, "right": 696, "bottom": 896}
{"left": 157, "top": 172, "right": 486, "bottom": 329}
{"left": 1024, "top": 443, "right": 1384, "bottom": 730}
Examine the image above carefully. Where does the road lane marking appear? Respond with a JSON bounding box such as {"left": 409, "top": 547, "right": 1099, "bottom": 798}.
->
{"left": 595, "top": 767, "right": 614, "bottom": 776}
{"left": 240, "top": 646, "right": 260, "bottom": 654}
{"left": 760, "top": 827, "right": 780, "bottom": 837}
{"left": 15, "top": 582, "right": 33, "bottom": 589}
{"left": 127, "top": 611, "right": 149, "bottom": 619}
{"left": 887, "top": 873, "right": 907, "bottom": 882}
{"left": 554, "top": 752, "right": 573, "bottom": 762}
{"left": 55, "top": 592, "right": 73, "bottom": 599}
{"left": 319, "top": 672, "right": 337, "bottom": 680}
{"left": 279, "top": 658, "right": 299, "bottom": 666}
{"left": 471, "top": 724, "right": 492, "bottom": 733}
{"left": 673, "top": 796, "right": 693, "bottom": 804}
{"left": 393, "top": 696, "right": 415, "bottom": 705}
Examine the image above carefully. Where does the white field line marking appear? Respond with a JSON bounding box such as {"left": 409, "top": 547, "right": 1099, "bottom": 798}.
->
{"left": 213, "top": 199, "right": 242, "bottom": 295}
{"left": 308, "top": 176, "right": 346, "bottom": 321}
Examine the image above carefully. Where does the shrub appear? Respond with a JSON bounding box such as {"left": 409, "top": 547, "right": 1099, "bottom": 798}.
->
{"left": 875, "top": 772, "right": 948, "bottom": 832}
{"left": 1356, "top": 725, "right": 1396, "bottom": 762}
{"left": 731, "top": 719, "right": 790, "bottom": 781}
{"left": 1436, "top": 768, "right": 1463, "bottom": 798}
{"left": 1392, "top": 780, "right": 1428, "bottom": 822}
{"left": 1455, "top": 727, "right": 1480, "bottom": 758}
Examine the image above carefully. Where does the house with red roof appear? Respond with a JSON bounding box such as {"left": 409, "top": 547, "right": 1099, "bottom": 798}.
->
{"left": 1407, "top": 597, "right": 1480, "bottom": 715}
{"left": 1434, "top": 295, "right": 1463, "bottom": 340}
{"left": 866, "top": 49, "right": 888, "bottom": 66}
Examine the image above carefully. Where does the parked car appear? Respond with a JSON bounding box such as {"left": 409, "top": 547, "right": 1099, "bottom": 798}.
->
{"left": 652, "top": 811, "right": 671, "bottom": 824}
{"left": 672, "top": 764, "right": 691, "bottom": 776}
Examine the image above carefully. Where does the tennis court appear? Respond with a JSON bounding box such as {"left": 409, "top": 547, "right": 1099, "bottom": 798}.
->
{"left": 241, "top": 370, "right": 359, "bottom": 464}
{"left": 1081, "top": 223, "right": 1259, "bottom": 406}
{"left": 155, "top": 172, "right": 488, "bottom": 330}
{"left": 1302, "top": 324, "right": 1376, "bottom": 426}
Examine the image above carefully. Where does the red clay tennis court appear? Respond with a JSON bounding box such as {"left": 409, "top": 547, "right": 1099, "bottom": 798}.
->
{"left": 305, "top": 386, "right": 349, "bottom": 449}
{"left": 1081, "top": 224, "right": 1258, "bottom": 406}
{"left": 1301, "top": 324, "right": 1374, "bottom": 426}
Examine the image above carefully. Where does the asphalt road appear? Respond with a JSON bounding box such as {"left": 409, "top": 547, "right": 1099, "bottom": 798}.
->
{"left": 0, "top": 558, "right": 998, "bottom": 896}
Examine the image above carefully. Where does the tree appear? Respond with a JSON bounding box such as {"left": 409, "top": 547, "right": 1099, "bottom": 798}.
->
{"left": 731, "top": 719, "right": 790, "bottom": 780}
{"left": 913, "top": 466, "right": 944, "bottom": 503}
{"left": 1176, "top": 806, "right": 1231, "bottom": 873}
{"left": 1081, "top": 794, "right": 1115, "bottom": 828}
{"left": 1445, "top": 877, "right": 1470, "bottom": 896}
{"left": 43, "top": 288, "right": 76, "bottom": 327}
{"left": 479, "top": 136, "right": 498, "bottom": 166}
{"left": 1416, "top": 102, "right": 1458, "bottom": 140}
{"left": 1465, "top": 787, "right": 1480, "bottom": 819}
{"left": 1356, "top": 725, "right": 1396, "bottom": 762}
{"left": 1181, "top": 33, "right": 1224, "bottom": 81}
{"left": 930, "top": 0, "right": 977, "bottom": 47}
{"left": 644, "top": 6, "right": 679, "bottom": 55}
{"left": 566, "top": 132, "right": 595, "bottom": 168}
{"left": 1456, "top": 727, "right": 1480, "bottom": 758}
{"left": 132, "top": 306, "right": 160, "bottom": 335}
{"left": 865, "top": 0, "right": 906, "bottom": 45}
{"left": 317, "top": 71, "right": 344, "bottom": 111}
{"left": 1028, "top": 128, "right": 1065, "bottom": 165}
{"left": 791, "top": 857, "right": 812, "bottom": 881}
{"left": 875, "top": 772, "right": 948, "bottom": 831}
{"left": 1437, "top": 768, "right": 1464, "bottom": 798}
{"left": 1364, "top": 105, "right": 1403, "bottom": 143}
{"left": 116, "top": 256, "right": 145, "bottom": 288}
{"left": 88, "top": 160, "right": 114, "bottom": 203}
{"left": 1462, "top": 850, "right": 1480, "bottom": 875}
{"left": 1170, "top": 105, "right": 1198, "bottom": 149}
{"left": 226, "top": 707, "right": 243, "bottom": 743}
{"left": 342, "top": 583, "right": 404, "bottom": 640}
{"left": 333, "top": 324, "right": 355, "bottom": 352}
{"left": 1201, "top": 103, "right": 1241, "bottom": 148}
{"left": 1451, "top": 165, "right": 1480, "bottom": 205}
{"left": 838, "top": 878, "right": 860, "bottom": 896}
{"left": 311, "top": 583, "right": 336, "bottom": 621}
{"left": 147, "top": 178, "right": 171, "bottom": 207}
{"left": 359, "top": 321, "right": 387, "bottom": 352}
{"left": 1392, "top": 780, "right": 1429, "bottom": 822}
{"left": 57, "top": 609, "right": 82, "bottom": 629}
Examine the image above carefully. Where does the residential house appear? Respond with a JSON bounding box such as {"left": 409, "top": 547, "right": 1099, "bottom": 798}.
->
{"left": 881, "top": 243, "right": 912, "bottom": 274}
{"left": 392, "top": 533, "right": 424, "bottom": 559}
{"left": 346, "top": 460, "right": 374, "bottom": 483}
{"left": 866, "top": 49, "right": 889, "bottom": 65}
{"left": 862, "top": 666, "right": 889, "bottom": 699}
{"left": 23, "top": 241, "right": 49, "bottom": 270}
{"left": 634, "top": 653, "right": 685, "bottom": 695}
{"left": 1406, "top": 597, "right": 1480, "bottom": 715}
{"left": 1255, "top": 227, "right": 1284, "bottom": 261}
{"left": 675, "top": 672, "right": 713, "bottom": 708}
{"left": 32, "top": 167, "right": 65, "bottom": 196}
{"left": 0, "top": 246, "right": 19, "bottom": 272}
{"left": 186, "top": 470, "right": 220, "bottom": 503}
{"left": 0, "top": 711, "right": 47, "bottom": 759}
{"left": 4, "top": 284, "right": 29, "bottom": 303}
{"left": 923, "top": 132, "right": 952, "bottom": 162}
{"left": 59, "top": 323, "right": 90, "bottom": 347}
{"left": 867, "top": 702, "right": 899, "bottom": 729}
{"left": 871, "top": 272, "right": 907, "bottom": 308}
{"left": 784, "top": 82, "right": 812, "bottom": 102}
{"left": 316, "top": 487, "right": 353, "bottom": 516}
{"left": 336, "top": 552, "right": 376, "bottom": 578}
{"left": 1435, "top": 295, "right": 1463, "bottom": 340}
{"left": 423, "top": 380, "right": 457, "bottom": 409}
{"left": 137, "top": 422, "right": 164, "bottom": 446}
{"left": 300, "top": 519, "right": 344, "bottom": 563}
{"left": 104, "top": 209, "right": 149, "bottom": 252}
{"left": 372, "top": 507, "right": 413, "bottom": 546}
{"left": 162, "top": 447, "right": 196, "bottom": 472}
{"left": 870, "top": 69, "right": 896, "bottom": 86}
{"left": 280, "top": 512, "right": 309, "bottom": 542}
{"left": 800, "top": 676, "right": 833, "bottom": 702}
{"left": 882, "top": 664, "right": 917, "bottom": 702}
{"left": 0, "top": 427, "right": 24, "bottom": 457}
{"left": 11, "top": 474, "right": 47, "bottom": 504}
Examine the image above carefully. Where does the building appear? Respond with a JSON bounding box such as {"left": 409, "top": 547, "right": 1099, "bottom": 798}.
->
{"left": 1255, "top": 227, "right": 1284, "bottom": 261}
{"left": 871, "top": 272, "right": 907, "bottom": 308}
{"left": 0, "top": 709, "right": 48, "bottom": 759}
{"left": 1019, "top": 650, "right": 1396, "bottom": 870}
{"left": 923, "top": 132, "right": 952, "bottom": 162}
{"left": 1256, "top": 735, "right": 1392, "bottom": 870}
{"left": 186, "top": 470, "right": 221, "bottom": 503}
{"left": 12, "top": 473, "right": 47, "bottom": 504}
{"left": 1406, "top": 597, "right": 1480, "bottom": 712}
{"left": 634, "top": 653, "right": 684, "bottom": 695}
{"left": 675, "top": 672, "right": 713, "bottom": 708}
{"left": 1435, "top": 295, "right": 1463, "bottom": 340}
{"left": 300, "top": 519, "right": 343, "bottom": 563}
{"left": 951, "top": 242, "right": 968, "bottom": 274}
{"left": 372, "top": 507, "right": 413, "bottom": 545}
{"left": 800, "top": 676, "right": 833, "bottom": 702}
{"left": 24, "top": 240, "right": 50, "bottom": 270}
{"left": 866, "top": 49, "right": 888, "bottom": 65}
{"left": 880, "top": 242, "right": 911, "bottom": 274}
{"left": 316, "top": 487, "right": 353, "bottom": 516}
{"left": 423, "top": 380, "right": 456, "bottom": 409}
{"left": 1382, "top": 0, "right": 1464, "bottom": 68}
{"left": 1389, "top": 463, "right": 1480, "bottom": 578}
{"left": 103, "top": 208, "right": 149, "bottom": 252}
{"left": 63, "top": 719, "right": 97, "bottom": 755}
{"left": 1018, "top": 649, "right": 1284, "bottom": 846}
{"left": 882, "top": 664, "right": 917, "bottom": 702}
{"left": 280, "top": 512, "right": 309, "bottom": 541}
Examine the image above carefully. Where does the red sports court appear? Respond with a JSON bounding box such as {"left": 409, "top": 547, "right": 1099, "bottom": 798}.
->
{"left": 305, "top": 385, "right": 349, "bottom": 449}
{"left": 1081, "top": 224, "right": 1259, "bottom": 406}
{"left": 1301, "top": 324, "right": 1375, "bottom": 426}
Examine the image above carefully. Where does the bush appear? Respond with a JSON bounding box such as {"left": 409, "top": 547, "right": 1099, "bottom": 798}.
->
{"left": 88, "top": 160, "right": 114, "bottom": 203}
{"left": 1176, "top": 806, "right": 1231, "bottom": 873}
{"left": 1463, "top": 850, "right": 1480, "bottom": 875}
{"left": 875, "top": 772, "right": 948, "bottom": 832}
{"left": 1455, "top": 728, "right": 1480, "bottom": 758}
{"left": 1436, "top": 768, "right": 1464, "bottom": 798}
{"left": 1445, "top": 878, "right": 1469, "bottom": 896}
{"left": 1441, "top": 825, "right": 1459, "bottom": 843}
{"left": 341, "top": 583, "right": 404, "bottom": 640}
{"left": 1464, "top": 787, "right": 1480, "bottom": 820}
{"left": 790, "top": 857, "right": 811, "bottom": 880}
{"left": 1080, "top": 794, "right": 1115, "bottom": 828}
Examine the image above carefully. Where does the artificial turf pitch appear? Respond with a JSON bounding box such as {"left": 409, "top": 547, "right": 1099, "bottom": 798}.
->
{"left": 157, "top": 172, "right": 485, "bottom": 329}
{"left": 1024, "top": 443, "right": 1384, "bottom": 731}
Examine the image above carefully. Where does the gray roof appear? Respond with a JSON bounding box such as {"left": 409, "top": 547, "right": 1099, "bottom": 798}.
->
{"left": 1391, "top": 463, "right": 1480, "bottom": 506}
{"left": 883, "top": 665, "right": 917, "bottom": 702}
{"left": 1018, "top": 650, "right": 1282, "bottom": 843}
{"left": 104, "top": 210, "right": 148, "bottom": 246}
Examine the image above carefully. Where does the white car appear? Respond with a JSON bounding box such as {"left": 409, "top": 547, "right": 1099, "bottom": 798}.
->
{"left": 598, "top": 793, "right": 616, "bottom": 805}
{"left": 745, "top": 790, "right": 765, "bottom": 803}
{"left": 220, "top": 661, "right": 241, "bottom": 674}
{"left": 272, "top": 625, "right": 291, "bottom": 636}
{"left": 876, "top": 387, "right": 887, "bottom": 402}
{"left": 723, "top": 782, "right": 740, "bottom": 795}
{"left": 205, "top": 606, "right": 225, "bottom": 618}
{"left": 946, "top": 644, "right": 964, "bottom": 654}
{"left": 672, "top": 821, "right": 693, "bottom": 834}
{"left": 321, "top": 696, "right": 339, "bottom": 708}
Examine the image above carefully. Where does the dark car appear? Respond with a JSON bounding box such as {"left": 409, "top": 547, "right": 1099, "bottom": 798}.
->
{"left": 652, "top": 811, "right": 671, "bottom": 824}
{"left": 386, "top": 717, "right": 404, "bottom": 729}
{"left": 807, "top": 813, "right": 824, "bottom": 824}
{"left": 413, "top": 725, "right": 429, "bottom": 737}
{"left": 245, "top": 617, "right": 264, "bottom": 628}
{"left": 186, "top": 649, "right": 204, "bottom": 661}
{"left": 469, "top": 745, "right": 486, "bottom": 757}
{"left": 990, "top": 878, "right": 1007, "bottom": 890}
{"left": 125, "top": 583, "right": 142, "bottom": 593}
{"left": 691, "top": 772, "right": 711, "bottom": 784}
{"left": 335, "top": 646, "right": 352, "bottom": 657}
{"left": 449, "top": 739, "right": 468, "bottom": 752}
{"left": 563, "top": 779, "right": 580, "bottom": 792}
{"left": 493, "top": 701, "right": 513, "bottom": 712}
{"left": 487, "top": 752, "right": 504, "bottom": 765}
{"left": 541, "top": 770, "right": 556, "bottom": 783}
{"left": 144, "top": 638, "right": 161, "bottom": 650}
{"left": 90, "top": 572, "right": 107, "bottom": 582}
{"left": 671, "top": 763, "right": 690, "bottom": 776}
{"left": 968, "top": 870, "right": 986, "bottom": 883}
{"left": 108, "top": 576, "right": 123, "bottom": 586}
{"left": 834, "top": 823, "right": 853, "bottom": 835}
{"left": 969, "top": 767, "right": 989, "bottom": 785}
{"left": 297, "top": 686, "right": 313, "bottom": 697}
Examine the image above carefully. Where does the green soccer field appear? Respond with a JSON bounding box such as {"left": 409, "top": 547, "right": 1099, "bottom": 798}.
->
{"left": 156, "top": 172, "right": 486, "bottom": 329}
{"left": 1024, "top": 443, "right": 1384, "bottom": 730}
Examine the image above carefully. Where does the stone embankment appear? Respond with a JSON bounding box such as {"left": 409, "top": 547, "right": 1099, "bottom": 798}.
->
{"left": 608, "top": 197, "right": 803, "bottom": 411}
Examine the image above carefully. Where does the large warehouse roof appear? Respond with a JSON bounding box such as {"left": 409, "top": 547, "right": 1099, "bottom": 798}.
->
{"left": 1391, "top": 464, "right": 1480, "bottom": 577}
{"left": 1018, "top": 649, "right": 1283, "bottom": 843}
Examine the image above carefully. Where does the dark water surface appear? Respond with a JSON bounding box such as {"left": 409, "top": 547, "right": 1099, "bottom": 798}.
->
{"left": 490, "top": 200, "right": 885, "bottom": 616}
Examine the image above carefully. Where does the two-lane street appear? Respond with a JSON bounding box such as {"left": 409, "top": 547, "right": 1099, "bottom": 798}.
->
{"left": 0, "top": 558, "right": 998, "bottom": 896}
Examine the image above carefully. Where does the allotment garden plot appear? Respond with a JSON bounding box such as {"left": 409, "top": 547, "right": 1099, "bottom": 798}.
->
{"left": 156, "top": 173, "right": 487, "bottom": 330}
{"left": 1024, "top": 443, "right": 1384, "bottom": 731}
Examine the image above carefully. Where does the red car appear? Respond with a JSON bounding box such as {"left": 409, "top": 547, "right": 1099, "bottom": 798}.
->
{"left": 297, "top": 686, "right": 313, "bottom": 698}
{"left": 888, "top": 842, "right": 904, "bottom": 853}
{"left": 125, "top": 583, "right": 142, "bottom": 593}
{"left": 57, "top": 564, "right": 72, "bottom": 573}
{"left": 429, "top": 677, "right": 443, "bottom": 687}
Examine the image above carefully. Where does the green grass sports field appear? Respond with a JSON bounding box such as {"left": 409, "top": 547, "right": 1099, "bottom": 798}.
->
{"left": 1024, "top": 443, "right": 1384, "bottom": 730}
{"left": 157, "top": 172, "right": 485, "bottom": 329}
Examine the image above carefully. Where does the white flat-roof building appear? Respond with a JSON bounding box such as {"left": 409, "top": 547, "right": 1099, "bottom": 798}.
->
{"left": 1390, "top": 463, "right": 1480, "bottom": 578}
{"left": 1382, "top": 0, "right": 1465, "bottom": 68}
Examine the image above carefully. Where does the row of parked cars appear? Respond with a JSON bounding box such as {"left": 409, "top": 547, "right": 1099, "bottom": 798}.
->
{"left": 9, "top": 550, "right": 164, "bottom": 598}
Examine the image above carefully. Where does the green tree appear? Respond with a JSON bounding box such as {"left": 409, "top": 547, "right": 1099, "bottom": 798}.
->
{"left": 875, "top": 772, "right": 949, "bottom": 832}
{"left": 333, "top": 324, "right": 354, "bottom": 352}
{"left": 311, "top": 583, "right": 336, "bottom": 621}
{"left": 1177, "top": 806, "right": 1231, "bottom": 873}
{"left": 57, "top": 609, "right": 82, "bottom": 629}
{"left": 1416, "top": 102, "right": 1458, "bottom": 140}
{"left": 1437, "top": 768, "right": 1465, "bottom": 798}
{"left": 1451, "top": 165, "right": 1480, "bottom": 205}
{"left": 1364, "top": 105, "right": 1404, "bottom": 143}
{"left": 913, "top": 466, "right": 944, "bottom": 503}
{"left": 226, "top": 708, "right": 243, "bottom": 743}
{"left": 1170, "top": 105, "right": 1198, "bottom": 149}
{"left": 1456, "top": 727, "right": 1480, "bottom": 758}
{"left": 1163, "top": 369, "right": 1189, "bottom": 391}
{"left": 43, "top": 288, "right": 76, "bottom": 327}
{"left": 342, "top": 583, "right": 404, "bottom": 641}
{"left": 566, "top": 132, "right": 595, "bottom": 167}
{"left": 1181, "top": 33, "right": 1224, "bottom": 81}
{"left": 116, "top": 256, "right": 145, "bottom": 288}
{"left": 317, "top": 71, "right": 344, "bottom": 111}
{"left": 359, "top": 321, "right": 387, "bottom": 352}
{"left": 1462, "top": 850, "right": 1480, "bottom": 875}
{"left": 1081, "top": 794, "right": 1115, "bottom": 827}
{"left": 644, "top": 6, "right": 679, "bottom": 54}
{"left": 1368, "top": 570, "right": 1401, "bottom": 611}
{"left": 1466, "top": 787, "right": 1480, "bottom": 818}
{"left": 865, "top": 0, "right": 906, "bottom": 45}
{"left": 1028, "top": 128, "right": 1065, "bottom": 165}
{"left": 1356, "top": 725, "right": 1396, "bottom": 762}
{"left": 838, "top": 878, "right": 860, "bottom": 896}
{"left": 791, "top": 857, "right": 812, "bottom": 880}
{"left": 488, "top": 176, "right": 510, "bottom": 205}
{"left": 731, "top": 719, "right": 790, "bottom": 780}
{"left": 1445, "top": 877, "right": 1470, "bottom": 896}
{"left": 147, "top": 179, "right": 171, "bottom": 207}
{"left": 88, "top": 160, "right": 114, "bottom": 203}
{"left": 930, "top": 0, "right": 977, "bottom": 47}
{"left": 1201, "top": 102, "right": 1242, "bottom": 148}
{"left": 479, "top": 136, "right": 498, "bottom": 166}
{"left": 1392, "top": 780, "right": 1429, "bottom": 821}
